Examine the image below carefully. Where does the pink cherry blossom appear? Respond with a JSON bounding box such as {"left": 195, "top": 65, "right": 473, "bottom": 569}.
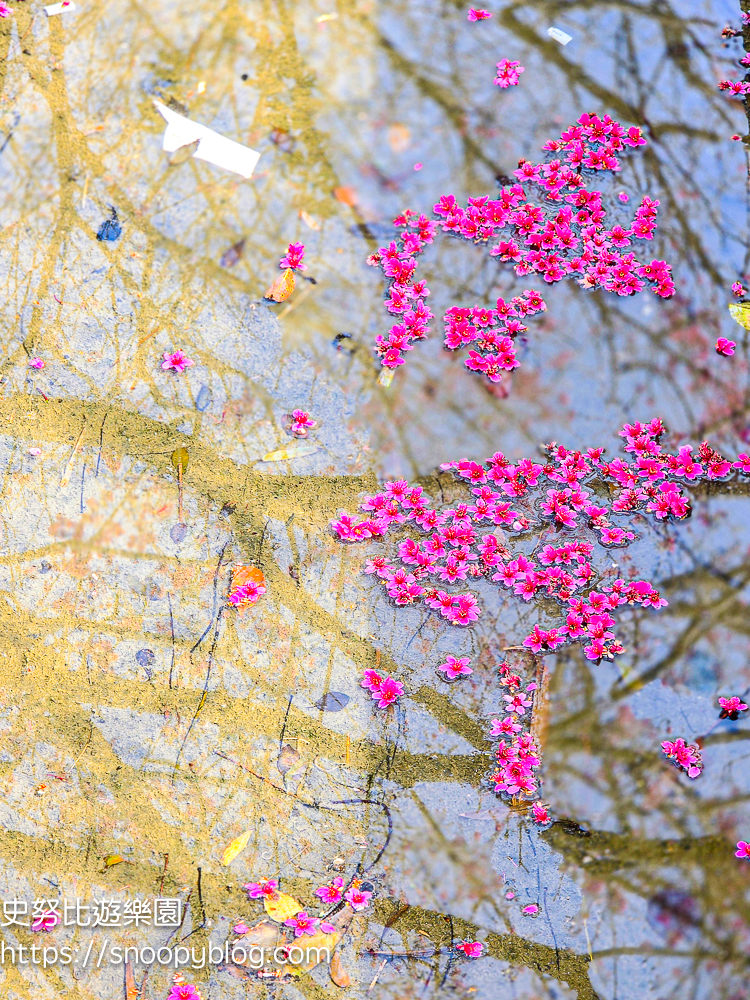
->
{"left": 716, "top": 338, "right": 736, "bottom": 356}
{"left": 522, "top": 904, "right": 539, "bottom": 914}
{"left": 0, "top": 5, "right": 12, "bottom": 16}
{"left": 279, "top": 242, "right": 306, "bottom": 271}
{"left": 284, "top": 911, "right": 319, "bottom": 937}
{"left": 290, "top": 409, "right": 316, "bottom": 437}
{"left": 456, "top": 940, "right": 483, "bottom": 957}
{"left": 661, "top": 738, "right": 703, "bottom": 778}
{"left": 735, "top": 841, "right": 750, "bottom": 859}
{"left": 243, "top": 878, "right": 279, "bottom": 900}
{"left": 719, "top": 696, "right": 748, "bottom": 720}
{"left": 467, "top": 8, "right": 491, "bottom": 20}
{"left": 28, "top": 357, "right": 45, "bottom": 369}
{"left": 493, "top": 59, "right": 524, "bottom": 88}
{"left": 168, "top": 986, "right": 201, "bottom": 1000}
{"left": 438, "top": 654, "right": 473, "bottom": 680}
{"left": 31, "top": 910, "right": 60, "bottom": 932}
{"left": 315, "top": 876, "right": 344, "bottom": 904}
{"left": 228, "top": 580, "right": 266, "bottom": 607}
{"left": 344, "top": 886, "right": 372, "bottom": 910}
{"left": 370, "top": 675, "right": 404, "bottom": 709}
{"left": 532, "top": 802, "right": 550, "bottom": 824}
{"left": 162, "top": 350, "right": 195, "bottom": 373}
{"left": 732, "top": 281, "right": 746, "bottom": 296}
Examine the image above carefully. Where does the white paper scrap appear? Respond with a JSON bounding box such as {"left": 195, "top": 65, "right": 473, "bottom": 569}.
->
{"left": 547, "top": 26, "right": 573, "bottom": 45}
{"left": 153, "top": 100, "right": 260, "bottom": 179}
{"left": 45, "top": 1, "right": 75, "bottom": 14}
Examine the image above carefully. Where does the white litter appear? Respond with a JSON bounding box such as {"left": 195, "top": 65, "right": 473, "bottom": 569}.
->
{"left": 44, "top": 1, "right": 75, "bottom": 13}
{"left": 547, "top": 26, "right": 573, "bottom": 45}
{"left": 153, "top": 100, "right": 260, "bottom": 179}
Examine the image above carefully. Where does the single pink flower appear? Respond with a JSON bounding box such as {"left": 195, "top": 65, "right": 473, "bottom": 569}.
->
{"left": 735, "top": 841, "right": 750, "bottom": 859}
{"left": 719, "top": 696, "right": 748, "bottom": 720}
{"left": 31, "top": 910, "right": 59, "bottom": 932}
{"left": 290, "top": 409, "right": 316, "bottom": 437}
{"left": 28, "top": 357, "right": 45, "bottom": 369}
{"left": 284, "top": 911, "right": 318, "bottom": 937}
{"left": 467, "top": 7, "right": 491, "bottom": 20}
{"left": 618, "top": 192, "right": 629, "bottom": 202}
{"left": 505, "top": 890, "right": 515, "bottom": 899}
{"left": 715, "top": 338, "right": 736, "bottom": 356}
{"left": 532, "top": 802, "right": 550, "bottom": 824}
{"left": 493, "top": 59, "right": 524, "bottom": 88}
{"left": 371, "top": 675, "right": 404, "bottom": 708}
{"left": 0, "top": 4, "right": 13, "bottom": 17}
{"left": 228, "top": 580, "right": 266, "bottom": 606}
{"left": 522, "top": 904, "right": 539, "bottom": 914}
{"left": 315, "top": 876, "right": 345, "bottom": 904}
{"left": 361, "top": 670, "right": 383, "bottom": 692}
{"left": 456, "top": 940, "right": 483, "bottom": 957}
{"left": 279, "top": 242, "right": 306, "bottom": 271}
{"left": 243, "top": 878, "right": 278, "bottom": 900}
{"left": 233, "top": 922, "right": 249, "bottom": 934}
{"left": 732, "top": 281, "right": 746, "bottom": 296}
{"left": 162, "top": 350, "right": 194, "bottom": 373}
{"left": 732, "top": 134, "right": 742, "bottom": 140}
{"left": 414, "top": 163, "right": 423, "bottom": 170}
{"left": 344, "top": 886, "right": 372, "bottom": 910}
{"left": 437, "top": 654, "right": 473, "bottom": 680}
{"left": 168, "top": 986, "right": 201, "bottom": 1000}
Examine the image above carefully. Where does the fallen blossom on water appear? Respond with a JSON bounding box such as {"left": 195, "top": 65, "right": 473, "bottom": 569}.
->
{"left": 456, "top": 940, "right": 484, "bottom": 957}
{"left": 0, "top": 4, "right": 12, "bottom": 16}
{"left": 371, "top": 113, "right": 673, "bottom": 381}
{"left": 28, "top": 447, "right": 41, "bottom": 456}
{"left": 522, "top": 904, "right": 539, "bottom": 915}
{"left": 315, "top": 876, "right": 344, "bottom": 904}
{"left": 732, "top": 134, "right": 742, "bottom": 140}
{"left": 618, "top": 192, "right": 629, "bottom": 202}
{"left": 716, "top": 338, "right": 736, "bottom": 356}
{"left": 279, "top": 242, "right": 306, "bottom": 271}
{"left": 490, "top": 716, "right": 522, "bottom": 736}
{"left": 168, "top": 984, "right": 202, "bottom": 1000}
{"left": 284, "top": 911, "right": 319, "bottom": 937}
{"left": 736, "top": 841, "right": 750, "bottom": 859}
{"left": 330, "top": 419, "right": 746, "bottom": 664}
{"left": 661, "top": 738, "right": 703, "bottom": 778}
{"left": 505, "top": 890, "right": 515, "bottom": 899}
{"left": 438, "top": 654, "right": 473, "bottom": 680}
{"left": 228, "top": 580, "right": 266, "bottom": 607}
{"left": 414, "top": 162, "right": 423, "bottom": 170}
{"left": 28, "top": 357, "right": 44, "bottom": 369}
{"left": 243, "top": 878, "right": 279, "bottom": 900}
{"left": 31, "top": 910, "right": 60, "bottom": 932}
{"left": 467, "top": 7, "right": 491, "bottom": 19}
{"left": 719, "top": 696, "right": 748, "bottom": 720}
{"left": 718, "top": 79, "right": 750, "bottom": 96}
{"left": 494, "top": 59, "right": 524, "bottom": 88}
{"left": 344, "top": 886, "right": 372, "bottom": 910}
{"left": 290, "top": 409, "right": 316, "bottom": 437}
{"left": 532, "top": 802, "right": 550, "bottom": 824}
{"left": 371, "top": 675, "right": 404, "bottom": 709}
{"left": 732, "top": 281, "right": 746, "bottom": 296}
{"left": 162, "top": 350, "right": 194, "bottom": 373}
{"left": 233, "top": 922, "right": 250, "bottom": 934}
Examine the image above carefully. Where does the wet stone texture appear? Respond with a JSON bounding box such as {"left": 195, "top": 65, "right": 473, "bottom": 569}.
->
{"left": 0, "top": 0, "right": 748, "bottom": 998}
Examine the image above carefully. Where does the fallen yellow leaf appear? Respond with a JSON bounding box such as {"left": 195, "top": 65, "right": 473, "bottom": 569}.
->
{"left": 265, "top": 268, "right": 295, "bottom": 302}
{"left": 221, "top": 828, "right": 252, "bottom": 866}
{"left": 329, "top": 950, "right": 352, "bottom": 987}
{"left": 104, "top": 854, "right": 125, "bottom": 867}
{"left": 264, "top": 891, "right": 302, "bottom": 922}
{"left": 729, "top": 302, "right": 750, "bottom": 330}
{"left": 299, "top": 210, "right": 320, "bottom": 230}
{"left": 261, "top": 442, "right": 318, "bottom": 462}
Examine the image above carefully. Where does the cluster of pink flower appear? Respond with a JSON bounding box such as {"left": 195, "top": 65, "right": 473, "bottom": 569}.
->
{"left": 718, "top": 79, "right": 750, "bottom": 96}
{"left": 279, "top": 242, "right": 306, "bottom": 271}
{"left": 289, "top": 409, "right": 316, "bottom": 437}
{"left": 242, "top": 876, "right": 372, "bottom": 932}
{"left": 361, "top": 669, "right": 404, "bottom": 708}
{"left": 367, "top": 211, "right": 437, "bottom": 369}
{"left": 444, "top": 291, "right": 547, "bottom": 382}
{"left": 661, "top": 738, "right": 703, "bottom": 779}
{"left": 332, "top": 419, "right": 748, "bottom": 662}
{"left": 494, "top": 59, "right": 524, "bottom": 88}
{"left": 488, "top": 665, "right": 541, "bottom": 796}
{"left": 370, "top": 113, "right": 675, "bottom": 380}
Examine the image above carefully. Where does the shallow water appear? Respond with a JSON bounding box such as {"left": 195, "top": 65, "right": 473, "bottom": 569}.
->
{"left": 0, "top": 0, "right": 748, "bottom": 997}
